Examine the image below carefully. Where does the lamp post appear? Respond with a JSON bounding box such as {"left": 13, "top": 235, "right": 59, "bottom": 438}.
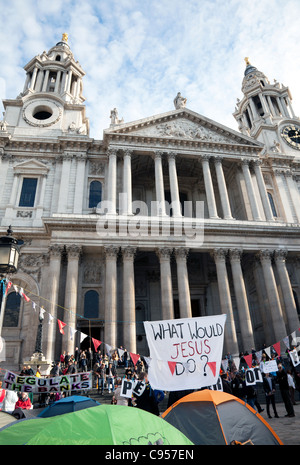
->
{"left": 0, "top": 226, "right": 22, "bottom": 338}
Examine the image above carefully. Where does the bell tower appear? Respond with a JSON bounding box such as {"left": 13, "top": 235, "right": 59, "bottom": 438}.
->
{"left": 233, "top": 58, "right": 300, "bottom": 158}
{"left": 2, "top": 34, "right": 89, "bottom": 137}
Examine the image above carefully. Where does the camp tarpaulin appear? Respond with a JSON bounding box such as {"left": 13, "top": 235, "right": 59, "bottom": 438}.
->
{"left": 162, "top": 390, "right": 283, "bottom": 445}
{"left": 37, "top": 395, "right": 100, "bottom": 418}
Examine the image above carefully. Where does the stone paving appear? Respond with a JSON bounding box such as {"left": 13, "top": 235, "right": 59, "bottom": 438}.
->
{"left": 257, "top": 401, "right": 300, "bottom": 445}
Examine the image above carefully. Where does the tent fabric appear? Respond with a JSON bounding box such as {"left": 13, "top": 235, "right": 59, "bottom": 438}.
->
{"left": 162, "top": 390, "right": 283, "bottom": 445}
{"left": 0, "top": 411, "right": 17, "bottom": 429}
{"left": 0, "top": 404, "right": 194, "bottom": 445}
{"left": 37, "top": 395, "right": 100, "bottom": 418}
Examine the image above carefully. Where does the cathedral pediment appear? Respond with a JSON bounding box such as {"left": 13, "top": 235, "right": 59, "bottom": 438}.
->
{"left": 13, "top": 158, "right": 49, "bottom": 175}
{"left": 104, "top": 108, "right": 262, "bottom": 149}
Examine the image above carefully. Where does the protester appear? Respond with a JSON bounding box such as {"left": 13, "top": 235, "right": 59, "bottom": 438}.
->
{"left": 277, "top": 363, "right": 295, "bottom": 417}
{"left": 14, "top": 392, "right": 32, "bottom": 411}
{"left": 132, "top": 372, "right": 159, "bottom": 416}
{"left": 263, "top": 373, "right": 279, "bottom": 418}
{"left": 114, "top": 378, "right": 128, "bottom": 406}
{"left": 106, "top": 362, "right": 116, "bottom": 393}
{"left": 287, "top": 370, "right": 297, "bottom": 405}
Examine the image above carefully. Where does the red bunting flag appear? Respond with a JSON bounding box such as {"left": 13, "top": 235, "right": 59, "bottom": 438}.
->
{"left": 130, "top": 352, "right": 140, "bottom": 366}
{"left": 168, "top": 361, "right": 177, "bottom": 375}
{"left": 92, "top": 338, "right": 102, "bottom": 352}
{"left": 273, "top": 342, "right": 281, "bottom": 357}
{"left": 5, "top": 281, "right": 12, "bottom": 295}
{"left": 57, "top": 319, "right": 66, "bottom": 335}
{"left": 244, "top": 354, "right": 253, "bottom": 368}
{"left": 22, "top": 293, "right": 30, "bottom": 302}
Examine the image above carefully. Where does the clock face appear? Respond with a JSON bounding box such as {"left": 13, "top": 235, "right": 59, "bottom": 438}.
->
{"left": 281, "top": 124, "right": 300, "bottom": 150}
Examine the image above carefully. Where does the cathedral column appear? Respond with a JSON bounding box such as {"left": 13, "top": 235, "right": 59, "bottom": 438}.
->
{"left": 285, "top": 171, "right": 300, "bottom": 223}
{"left": 174, "top": 248, "right": 192, "bottom": 318}
{"left": 57, "top": 153, "right": 72, "bottom": 213}
{"left": 168, "top": 152, "right": 181, "bottom": 217}
{"left": 229, "top": 249, "right": 255, "bottom": 351}
{"left": 154, "top": 151, "right": 166, "bottom": 216}
{"left": 253, "top": 160, "right": 274, "bottom": 221}
{"left": 73, "top": 153, "right": 87, "bottom": 214}
{"left": 213, "top": 249, "right": 239, "bottom": 356}
{"left": 258, "top": 250, "right": 286, "bottom": 342}
{"left": 29, "top": 66, "right": 38, "bottom": 91}
{"left": 54, "top": 70, "right": 62, "bottom": 93}
{"left": 241, "top": 159, "right": 261, "bottom": 221}
{"left": 62, "top": 245, "right": 82, "bottom": 354}
{"left": 214, "top": 157, "right": 233, "bottom": 219}
{"left": 44, "top": 245, "right": 63, "bottom": 361}
{"left": 104, "top": 246, "right": 119, "bottom": 348}
{"left": 201, "top": 155, "right": 218, "bottom": 219}
{"left": 107, "top": 148, "right": 117, "bottom": 215}
{"left": 274, "top": 249, "right": 300, "bottom": 332}
{"left": 273, "top": 169, "right": 294, "bottom": 222}
{"left": 156, "top": 248, "right": 174, "bottom": 320}
{"left": 122, "top": 247, "right": 136, "bottom": 353}
{"left": 122, "top": 149, "right": 133, "bottom": 215}
{"left": 42, "top": 69, "right": 50, "bottom": 92}
{"left": 66, "top": 70, "right": 73, "bottom": 94}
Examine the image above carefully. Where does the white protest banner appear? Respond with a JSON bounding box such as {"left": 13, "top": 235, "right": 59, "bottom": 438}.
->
{"left": 289, "top": 349, "right": 300, "bottom": 367}
{"left": 245, "top": 367, "right": 263, "bottom": 385}
{"left": 0, "top": 337, "right": 6, "bottom": 362}
{"left": 207, "top": 376, "right": 223, "bottom": 391}
{"left": 144, "top": 314, "right": 226, "bottom": 391}
{"left": 3, "top": 370, "right": 92, "bottom": 393}
{"left": 261, "top": 360, "right": 278, "bottom": 374}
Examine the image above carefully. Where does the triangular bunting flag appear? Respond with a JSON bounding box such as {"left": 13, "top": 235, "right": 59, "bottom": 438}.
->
{"left": 168, "top": 361, "right": 177, "bottom": 375}
{"left": 105, "top": 344, "right": 112, "bottom": 356}
{"left": 5, "top": 281, "right": 12, "bottom": 295}
{"left": 232, "top": 357, "right": 240, "bottom": 370}
{"left": 244, "top": 354, "right": 252, "bottom": 368}
{"left": 118, "top": 348, "right": 125, "bottom": 359}
{"left": 221, "top": 359, "right": 228, "bottom": 372}
{"left": 48, "top": 314, "right": 54, "bottom": 325}
{"left": 273, "top": 342, "right": 281, "bottom": 357}
{"left": 207, "top": 361, "right": 217, "bottom": 377}
{"left": 255, "top": 350, "right": 262, "bottom": 363}
{"left": 22, "top": 293, "right": 30, "bottom": 302}
{"left": 264, "top": 347, "right": 271, "bottom": 359}
{"left": 69, "top": 327, "right": 77, "bottom": 341}
{"left": 130, "top": 352, "right": 140, "bottom": 366}
{"left": 80, "top": 332, "right": 87, "bottom": 343}
{"left": 57, "top": 319, "right": 66, "bottom": 335}
{"left": 92, "top": 338, "right": 102, "bottom": 352}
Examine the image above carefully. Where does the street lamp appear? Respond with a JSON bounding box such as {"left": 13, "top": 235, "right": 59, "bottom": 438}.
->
{"left": 0, "top": 226, "right": 23, "bottom": 338}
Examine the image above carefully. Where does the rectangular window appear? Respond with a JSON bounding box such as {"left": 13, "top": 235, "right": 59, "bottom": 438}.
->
{"left": 19, "top": 178, "right": 38, "bottom": 207}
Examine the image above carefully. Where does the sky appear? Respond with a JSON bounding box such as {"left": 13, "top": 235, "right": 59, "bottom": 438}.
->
{"left": 0, "top": 0, "right": 300, "bottom": 140}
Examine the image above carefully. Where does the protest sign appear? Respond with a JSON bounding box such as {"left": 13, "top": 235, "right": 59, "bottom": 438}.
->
{"left": 245, "top": 367, "right": 263, "bottom": 385}
{"left": 144, "top": 314, "right": 226, "bottom": 391}
{"left": 3, "top": 370, "right": 92, "bottom": 393}
{"left": 121, "top": 379, "right": 147, "bottom": 398}
{"left": 260, "top": 360, "right": 278, "bottom": 374}
{"left": 289, "top": 349, "right": 300, "bottom": 367}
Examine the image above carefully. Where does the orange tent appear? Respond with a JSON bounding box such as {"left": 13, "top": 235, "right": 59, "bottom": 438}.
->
{"left": 162, "top": 389, "right": 283, "bottom": 445}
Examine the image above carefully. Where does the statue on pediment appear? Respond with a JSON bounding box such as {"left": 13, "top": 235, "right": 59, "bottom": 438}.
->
{"left": 174, "top": 92, "right": 187, "bottom": 109}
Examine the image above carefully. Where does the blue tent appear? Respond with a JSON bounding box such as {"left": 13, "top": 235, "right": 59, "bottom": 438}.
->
{"left": 37, "top": 395, "right": 100, "bottom": 418}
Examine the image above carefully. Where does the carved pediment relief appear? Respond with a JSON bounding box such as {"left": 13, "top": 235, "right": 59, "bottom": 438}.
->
{"left": 13, "top": 158, "right": 49, "bottom": 175}
{"left": 104, "top": 108, "right": 260, "bottom": 148}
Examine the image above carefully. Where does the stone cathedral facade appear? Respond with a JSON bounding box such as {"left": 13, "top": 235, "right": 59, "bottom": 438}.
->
{"left": 1, "top": 38, "right": 300, "bottom": 371}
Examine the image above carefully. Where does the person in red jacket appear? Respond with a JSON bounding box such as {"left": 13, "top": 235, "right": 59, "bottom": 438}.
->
{"left": 15, "top": 392, "right": 32, "bottom": 410}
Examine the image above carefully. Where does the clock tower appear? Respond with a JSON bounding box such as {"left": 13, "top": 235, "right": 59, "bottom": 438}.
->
{"left": 2, "top": 34, "right": 89, "bottom": 138}
{"left": 233, "top": 58, "right": 300, "bottom": 158}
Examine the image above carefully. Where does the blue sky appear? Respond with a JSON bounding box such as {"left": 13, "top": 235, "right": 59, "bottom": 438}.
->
{"left": 0, "top": 0, "right": 300, "bottom": 139}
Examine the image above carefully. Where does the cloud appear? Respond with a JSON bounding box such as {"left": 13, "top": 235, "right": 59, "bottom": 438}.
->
{"left": 0, "top": 0, "right": 300, "bottom": 138}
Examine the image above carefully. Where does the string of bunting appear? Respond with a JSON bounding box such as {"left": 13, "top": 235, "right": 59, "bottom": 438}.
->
{"left": 1, "top": 278, "right": 300, "bottom": 372}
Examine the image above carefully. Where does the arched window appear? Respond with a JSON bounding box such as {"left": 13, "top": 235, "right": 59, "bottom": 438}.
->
{"left": 267, "top": 192, "right": 277, "bottom": 217}
{"left": 3, "top": 293, "right": 21, "bottom": 327}
{"left": 84, "top": 290, "right": 99, "bottom": 319}
{"left": 89, "top": 181, "right": 102, "bottom": 208}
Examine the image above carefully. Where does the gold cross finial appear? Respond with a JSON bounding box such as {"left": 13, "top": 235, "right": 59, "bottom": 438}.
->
{"left": 244, "top": 57, "right": 250, "bottom": 66}
{"left": 62, "top": 33, "right": 68, "bottom": 42}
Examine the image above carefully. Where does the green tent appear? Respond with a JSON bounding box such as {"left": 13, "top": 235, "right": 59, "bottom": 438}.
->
{"left": 0, "top": 405, "right": 193, "bottom": 445}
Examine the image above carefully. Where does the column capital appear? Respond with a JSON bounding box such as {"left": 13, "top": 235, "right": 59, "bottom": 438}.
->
{"left": 123, "top": 148, "right": 132, "bottom": 158}
{"left": 274, "top": 248, "right": 288, "bottom": 262}
{"left": 48, "top": 244, "right": 64, "bottom": 259}
{"left": 153, "top": 150, "right": 164, "bottom": 160}
{"left": 167, "top": 151, "right": 177, "bottom": 161}
{"left": 104, "top": 245, "right": 119, "bottom": 258}
{"left": 174, "top": 247, "right": 189, "bottom": 260}
{"left": 229, "top": 248, "right": 243, "bottom": 262}
{"left": 65, "top": 244, "right": 82, "bottom": 259}
{"left": 156, "top": 247, "right": 173, "bottom": 260}
{"left": 107, "top": 147, "right": 118, "bottom": 159}
{"left": 212, "top": 248, "right": 228, "bottom": 261}
{"left": 122, "top": 246, "right": 137, "bottom": 260}
{"left": 201, "top": 154, "right": 211, "bottom": 162}
{"left": 214, "top": 156, "right": 224, "bottom": 164}
{"left": 257, "top": 249, "right": 273, "bottom": 262}
{"left": 241, "top": 158, "right": 251, "bottom": 166}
